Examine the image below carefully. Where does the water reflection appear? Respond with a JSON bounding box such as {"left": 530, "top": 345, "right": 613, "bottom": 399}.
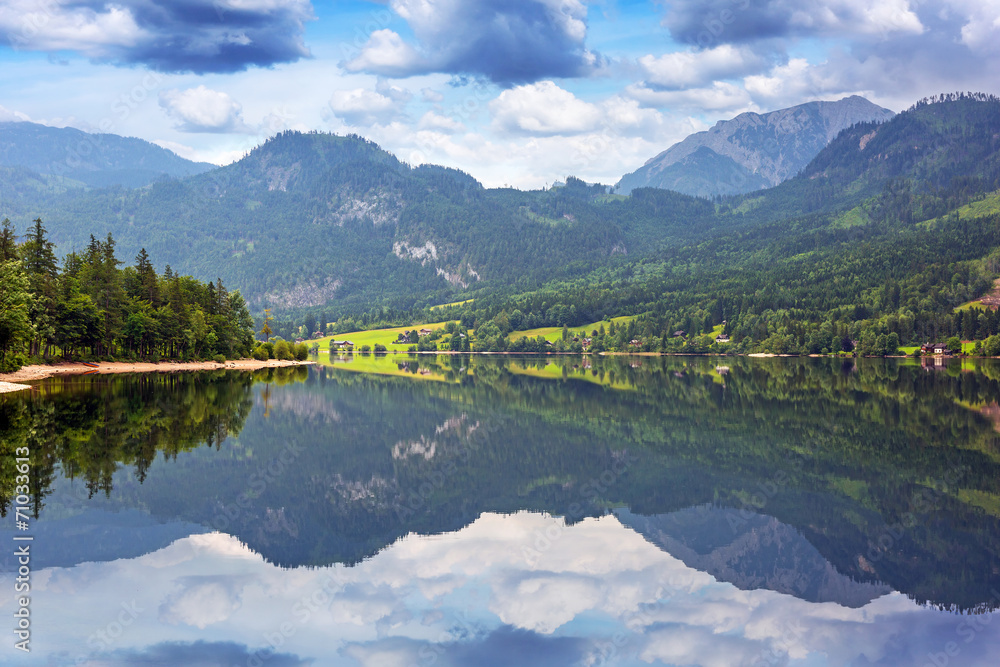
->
{"left": 2, "top": 356, "right": 1000, "bottom": 664}
{"left": 7, "top": 513, "right": 1000, "bottom": 667}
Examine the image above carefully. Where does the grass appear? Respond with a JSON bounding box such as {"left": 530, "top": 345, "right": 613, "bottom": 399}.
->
{"left": 315, "top": 321, "right": 453, "bottom": 352}
{"left": 509, "top": 316, "right": 637, "bottom": 342}
{"left": 315, "top": 314, "right": 640, "bottom": 353}
{"left": 430, "top": 299, "right": 474, "bottom": 311}
{"left": 923, "top": 190, "right": 1000, "bottom": 232}
{"left": 830, "top": 206, "right": 870, "bottom": 229}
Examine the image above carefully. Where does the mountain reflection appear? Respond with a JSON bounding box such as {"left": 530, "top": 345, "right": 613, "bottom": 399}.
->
{"left": 2, "top": 355, "right": 1000, "bottom": 615}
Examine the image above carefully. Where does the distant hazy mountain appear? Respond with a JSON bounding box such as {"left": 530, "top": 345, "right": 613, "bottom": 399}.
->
{"left": 0, "top": 121, "right": 215, "bottom": 188}
{"left": 616, "top": 96, "right": 895, "bottom": 197}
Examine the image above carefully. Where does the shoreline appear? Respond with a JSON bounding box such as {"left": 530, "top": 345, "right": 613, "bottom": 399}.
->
{"left": 0, "top": 359, "right": 315, "bottom": 393}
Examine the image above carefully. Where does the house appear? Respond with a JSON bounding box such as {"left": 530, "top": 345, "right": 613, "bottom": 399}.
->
{"left": 419, "top": 328, "right": 433, "bottom": 336}
{"left": 673, "top": 330, "right": 685, "bottom": 338}
{"left": 715, "top": 334, "right": 730, "bottom": 343}
{"left": 921, "top": 343, "right": 951, "bottom": 355}
{"left": 629, "top": 339, "right": 640, "bottom": 346}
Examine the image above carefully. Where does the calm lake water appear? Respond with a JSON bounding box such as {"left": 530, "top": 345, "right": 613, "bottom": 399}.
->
{"left": 2, "top": 354, "right": 999, "bottom": 666}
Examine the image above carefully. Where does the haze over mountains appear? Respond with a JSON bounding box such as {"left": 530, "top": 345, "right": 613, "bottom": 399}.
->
{"left": 615, "top": 96, "right": 895, "bottom": 198}
{"left": 0, "top": 121, "right": 214, "bottom": 188}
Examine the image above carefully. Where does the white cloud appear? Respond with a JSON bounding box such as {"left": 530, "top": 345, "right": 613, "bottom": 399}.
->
{"left": 328, "top": 88, "right": 403, "bottom": 126}
{"left": 947, "top": 0, "right": 1000, "bottom": 51}
{"left": 490, "top": 81, "right": 602, "bottom": 136}
{"left": 0, "top": 103, "right": 31, "bottom": 122}
{"left": 627, "top": 80, "right": 754, "bottom": 113}
{"left": 417, "top": 111, "right": 465, "bottom": 133}
{"left": 0, "top": 0, "right": 143, "bottom": 55}
{"left": 421, "top": 87, "right": 444, "bottom": 103}
{"left": 639, "top": 44, "right": 768, "bottom": 90}
{"left": 342, "top": 29, "right": 425, "bottom": 78}
{"left": 159, "top": 85, "right": 250, "bottom": 133}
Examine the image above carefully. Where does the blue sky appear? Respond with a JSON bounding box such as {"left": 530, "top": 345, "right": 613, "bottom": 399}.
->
{"left": 2, "top": 1, "right": 1000, "bottom": 188}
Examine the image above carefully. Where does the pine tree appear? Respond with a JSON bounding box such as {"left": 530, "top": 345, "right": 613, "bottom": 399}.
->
{"left": 0, "top": 218, "right": 17, "bottom": 262}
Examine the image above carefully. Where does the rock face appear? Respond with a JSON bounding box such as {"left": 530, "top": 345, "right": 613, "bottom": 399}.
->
{"left": 616, "top": 96, "right": 895, "bottom": 197}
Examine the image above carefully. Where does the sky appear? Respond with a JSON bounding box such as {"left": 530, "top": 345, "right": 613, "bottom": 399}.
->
{"left": 1, "top": 0, "right": 1000, "bottom": 189}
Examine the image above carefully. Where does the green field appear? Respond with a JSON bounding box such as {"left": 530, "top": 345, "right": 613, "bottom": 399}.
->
{"left": 315, "top": 321, "right": 453, "bottom": 352}
{"left": 509, "top": 316, "right": 637, "bottom": 342}
{"left": 429, "top": 298, "right": 474, "bottom": 311}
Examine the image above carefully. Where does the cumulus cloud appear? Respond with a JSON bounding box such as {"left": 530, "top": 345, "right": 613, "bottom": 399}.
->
{"left": 662, "top": 0, "right": 923, "bottom": 48}
{"left": 421, "top": 87, "right": 445, "bottom": 103}
{"left": 159, "top": 85, "right": 250, "bottom": 133}
{"left": 418, "top": 111, "right": 465, "bottom": 133}
{"left": 328, "top": 88, "right": 404, "bottom": 126}
{"left": 0, "top": 0, "right": 313, "bottom": 73}
{"left": 627, "top": 80, "right": 753, "bottom": 113}
{"left": 490, "top": 81, "right": 602, "bottom": 136}
{"left": 343, "top": 0, "right": 601, "bottom": 85}
{"left": 638, "top": 44, "right": 769, "bottom": 90}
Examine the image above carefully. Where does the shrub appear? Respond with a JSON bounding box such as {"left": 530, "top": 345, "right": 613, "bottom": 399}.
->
{"left": 0, "top": 352, "right": 27, "bottom": 373}
{"left": 274, "top": 340, "right": 293, "bottom": 361}
{"left": 213, "top": 354, "right": 226, "bottom": 364}
{"left": 293, "top": 342, "right": 309, "bottom": 361}
{"left": 251, "top": 346, "right": 269, "bottom": 361}
{"left": 373, "top": 343, "right": 387, "bottom": 354}
{"left": 360, "top": 345, "right": 372, "bottom": 355}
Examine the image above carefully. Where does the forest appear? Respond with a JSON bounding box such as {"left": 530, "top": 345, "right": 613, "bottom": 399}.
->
{"left": 0, "top": 217, "right": 257, "bottom": 372}
{"left": 8, "top": 94, "right": 1000, "bottom": 359}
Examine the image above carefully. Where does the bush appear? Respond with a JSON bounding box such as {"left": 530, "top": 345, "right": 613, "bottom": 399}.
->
{"left": 360, "top": 345, "right": 372, "bottom": 355}
{"left": 213, "top": 354, "right": 226, "bottom": 364}
{"left": 274, "top": 340, "right": 293, "bottom": 361}
{"left": 373, "top": 343, "right": 387, "bottom": 354}
{"left": 251, "top": 346, "right": 269, "bottom": 361}
{"left": 293, "top": 342, "right": 309, "bottom": 361}
{"left": 0, "top": 352, "right": 27, "bottom": 373}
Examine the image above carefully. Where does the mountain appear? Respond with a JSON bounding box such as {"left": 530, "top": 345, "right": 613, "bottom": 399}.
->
{"left": 616, "top": 95, "right": 895, "bottom": 197}
{"left": 616, "top": 507, "right": 892, "bottom": 607}
{"left": 2, "top": 131, "right": 713, "bottom": 310}
{"left": 4, "top": 94, "right": 1000, "bottom": 328}
{"left": 0, "top": 121, "right": 215, "bottom": 188}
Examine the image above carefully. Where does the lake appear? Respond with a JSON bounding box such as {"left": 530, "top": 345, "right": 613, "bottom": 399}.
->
{"left": 1, "top": 354, "right": 999, "bottom": 666}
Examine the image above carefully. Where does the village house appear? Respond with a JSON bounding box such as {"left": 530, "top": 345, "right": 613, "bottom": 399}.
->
{"left": 921, "top": 342, "right": 951, "bottom": 355}
{"left": 715, "top": 333, "right": 730, "bottom": 343}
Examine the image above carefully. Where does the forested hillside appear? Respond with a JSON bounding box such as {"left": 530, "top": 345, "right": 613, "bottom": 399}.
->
{"left": 5, "top": 94, "right": 1000, "bottom": 358}
{"left": 0, "top": 121, "right": 214, "bottom": 188}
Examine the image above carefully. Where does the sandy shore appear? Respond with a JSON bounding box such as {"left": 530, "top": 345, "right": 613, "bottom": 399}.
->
{"left": 0, "top": 359, "right": 314, "bottom": 392}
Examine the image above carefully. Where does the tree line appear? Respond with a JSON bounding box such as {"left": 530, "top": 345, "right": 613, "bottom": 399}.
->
{"left": 0, "top": 218, "right": 256, "bottom": 372}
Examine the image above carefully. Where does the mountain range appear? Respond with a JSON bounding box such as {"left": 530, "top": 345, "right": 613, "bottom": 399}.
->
{"left": 0, "top": 121, "right": 214, "bottom": 188}
{"left": 615, "top": 95, "right": 895, "bottom": 197}
{"left": 2, "top": 94, "right": 1000, "bottom": 330}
